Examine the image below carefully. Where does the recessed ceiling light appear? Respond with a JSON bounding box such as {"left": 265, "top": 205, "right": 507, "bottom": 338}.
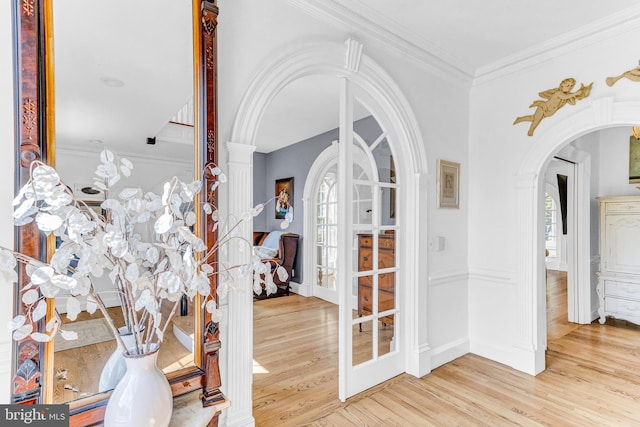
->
{"left": 88, "top": 139, "right": 103, "bottom": 144}
{"left": 81, "top": 186, "right": 102, "bottom": 195}
{"left": 100, "top": 77, "right": 125, "bottom": 88}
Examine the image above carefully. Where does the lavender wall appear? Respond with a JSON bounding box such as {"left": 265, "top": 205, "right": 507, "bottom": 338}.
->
{"left": 253, "top": 152, "right": 267, "bottom": 231}
{"left": 255, "top": 116, "right": 385, "bottom": 284}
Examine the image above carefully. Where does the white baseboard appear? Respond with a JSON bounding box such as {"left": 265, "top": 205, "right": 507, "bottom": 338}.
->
{"left": 430, "top": 337, "right": 469, "bottom": 370}
{"left": 469, "top": 339, "right": 515, "bottom": 369}
{"left": 406, "top": 343, "right": 432, "bottom": 378}
{"left": 288, "top": 281, "right": 309, "bottom": 296}
{"left": 223, "top": 413, "right": 256, "bottom": 427}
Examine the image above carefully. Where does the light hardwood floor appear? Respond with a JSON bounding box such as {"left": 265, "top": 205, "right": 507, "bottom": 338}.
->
{"left": 253, "top": 271, "right": 640, "bottom": 426}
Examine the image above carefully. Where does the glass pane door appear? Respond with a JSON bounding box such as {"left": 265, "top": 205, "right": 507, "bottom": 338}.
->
{"left": 338, "top": 78, "right": 402, "bottom": 401}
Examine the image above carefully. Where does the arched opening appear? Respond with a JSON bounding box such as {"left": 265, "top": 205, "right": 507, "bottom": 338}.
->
{"left": 222, "top": 39, "right": 429, "bottom": 424}
{"left": 516, "top": 98, "right": 640, "bottom": 375}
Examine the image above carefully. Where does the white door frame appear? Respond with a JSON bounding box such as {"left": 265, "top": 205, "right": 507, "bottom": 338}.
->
{"left": 544, "top": 150, "right": 591, "bottom": 326}
{"left": 552, "top": 146, "right": 592, "bottom": 325}
{"left": 515, "top": 97, "right": 640, "bottom": 375}
{"left": 223, "top": 39, "right": 429, "bottom": 425}
{"left": 543, "top": 183, "right": 562, "bottom": 271}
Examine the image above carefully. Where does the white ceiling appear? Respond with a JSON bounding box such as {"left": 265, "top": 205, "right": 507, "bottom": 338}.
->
{"left": 331, "top": 0, "right": 640, "bottom": 76}
{"left": 53, "top": 0, "right": 640, "bottom": 157}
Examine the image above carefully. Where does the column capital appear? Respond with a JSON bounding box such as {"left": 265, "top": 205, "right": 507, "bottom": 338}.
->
{"left": 226, "top": 141, "right": 256, "bottom": 164}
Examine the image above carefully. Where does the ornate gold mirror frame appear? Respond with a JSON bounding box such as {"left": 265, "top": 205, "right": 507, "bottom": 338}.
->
{"left": 11, "top": 0, "right": 224, "bottom": 424}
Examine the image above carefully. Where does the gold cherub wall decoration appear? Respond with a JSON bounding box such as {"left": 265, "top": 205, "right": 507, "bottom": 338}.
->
{"left": 513, "top": 78, "right": 593, "bottom": 136}
{"left": 606, "top": 60, "right": 640, "bottom": 86}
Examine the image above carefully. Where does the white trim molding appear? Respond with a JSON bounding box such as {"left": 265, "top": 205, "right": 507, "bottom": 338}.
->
{"left": 428, "top": 270, "right": 469, "bottom": 288}
{"left": 287, "top": 0, "right": 640, "bottom": 89}
{"left": 516, "top": 98, "right": 640, "bottom": 376}
{"left": 287, "top": 281, "right": 309, "bottom": 297}
{"left": 222, "top": 142, "right": 257, "bottom": 427}
{"left": 474, "top": 7, "right": 640, "bottom": 84}
{"left": 227, "top": 37, "right": 429, "bottom": 415}
{"left": 286, "top": 0, "right": 473, "bottom": 86}
{"left": 467, "top": 267, "right": 516, "bottom": 285}
{"left": 430, "top": 337, "right": 469, "bottom": 370}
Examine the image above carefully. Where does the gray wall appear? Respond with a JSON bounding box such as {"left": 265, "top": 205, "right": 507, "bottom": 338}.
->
{"left": 255, "top": 116, "right": 385, "bottom": 284}
{"left": 253, "top": 152, "right": 267, "bottom": 231}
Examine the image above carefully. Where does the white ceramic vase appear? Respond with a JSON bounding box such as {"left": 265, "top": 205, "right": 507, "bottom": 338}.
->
{"left": 98, "top": 327, "right": 136, "bottom": 392}
{"left": 103, "top": 347, "right": 172, "bottom": 427}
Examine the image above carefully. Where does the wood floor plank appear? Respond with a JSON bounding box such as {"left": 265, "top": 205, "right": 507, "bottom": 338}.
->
{"left": 253, "top": 272, "right": 640, "bottom": 426}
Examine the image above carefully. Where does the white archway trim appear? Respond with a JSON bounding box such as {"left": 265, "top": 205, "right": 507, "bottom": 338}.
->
{"left": 231, "top": 39, "right": 428, "bottom": 175}
{"left": 302, "top": 142, "right": 339, "bottom": 299}
{"left": 515, "top": 98, "right": 640, "bottom": 375}
{"left": 225, "top": 38, "right": 430, "bottom": 424}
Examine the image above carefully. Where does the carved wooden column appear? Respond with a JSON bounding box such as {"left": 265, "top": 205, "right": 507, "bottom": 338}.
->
{"left": 199, "top": 1, "right": 227, "bottom": 420}
{"left": 223, "top": 142, "right": 256, "bottom": 426}
{"left": 11, "top": 0, "right": 53, "bottom": 404}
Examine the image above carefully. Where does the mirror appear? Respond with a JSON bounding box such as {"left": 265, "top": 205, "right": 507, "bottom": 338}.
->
{"left": 50, "top": 0, "right": 196, "bottom": 403}
{"left": 12, "top": 0, "right": 225, "bottom": 420}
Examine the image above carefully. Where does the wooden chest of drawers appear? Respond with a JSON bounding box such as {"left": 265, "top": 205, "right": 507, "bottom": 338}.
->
{"left": 357, "top": 233, "right": 395, "bottom": 327}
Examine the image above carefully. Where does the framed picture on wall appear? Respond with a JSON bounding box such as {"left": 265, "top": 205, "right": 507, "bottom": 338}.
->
{"left": 629, "top": 135, "right": 640, "bottom": 184}
{"left": 437, "top": 159, "right": 460, "bottom": 209}
{"left": 390, "top": 155, "right": 396, "bottom": 218}
{"left": 275, "top": 177, "right": 294, "bottom": 219}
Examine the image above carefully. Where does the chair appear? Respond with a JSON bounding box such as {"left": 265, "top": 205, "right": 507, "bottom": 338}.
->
{"left": 253, "top": 231, "right": 299, "bottom": 296}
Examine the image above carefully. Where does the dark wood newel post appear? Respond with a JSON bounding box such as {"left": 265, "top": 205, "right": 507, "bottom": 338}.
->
{"left": 200, "top": 0, "right": 226, "bottom": 416}
{"left": 12, "top": 0, "right": 51, "bottom": 405}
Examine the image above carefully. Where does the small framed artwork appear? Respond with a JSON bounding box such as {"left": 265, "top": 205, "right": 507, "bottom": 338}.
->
{"left": 390, "top": 155, "right": 396, "bottom": 219}
{"left": 437, "top": 159, "right": 460, "bottom": 209}
{"left": 275, "top": 177, "right": 294, "bottom": 219}
{"left": 629, "top": 135, "right": 640, "bottom": 184}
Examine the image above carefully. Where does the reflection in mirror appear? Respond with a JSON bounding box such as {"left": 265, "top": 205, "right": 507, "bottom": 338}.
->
{"left": 51, "top": 0, "right": 195, "bottom": 403}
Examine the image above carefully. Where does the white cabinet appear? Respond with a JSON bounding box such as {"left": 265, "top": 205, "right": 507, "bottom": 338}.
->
{"left": 597, "top": 195, "right": 640, "bottom": 324}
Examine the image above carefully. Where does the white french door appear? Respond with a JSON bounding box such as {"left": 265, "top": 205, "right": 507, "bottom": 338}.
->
{"left": 338, "top": 77, "right": 403, "bottom": 401}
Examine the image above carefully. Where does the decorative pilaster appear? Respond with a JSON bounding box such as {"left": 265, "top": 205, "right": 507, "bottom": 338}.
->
{"left": 406, "top": 172, "right": 431, "bottom": 377}
{"left": 223, "top": 142, "right": 256, "bottom": 426}
{"left": 513, "top": 173, "right": 545, "bottom": 375}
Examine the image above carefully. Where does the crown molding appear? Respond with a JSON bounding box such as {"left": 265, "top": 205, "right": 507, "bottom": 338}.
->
{"left": 474, "top": 4, "right": 640, "bottom": 85}
{"left": 287, "top": 0, "right": 473, "bottom": 87}
{"left": 288, "top": 1, "right": 640, "bottom": 88}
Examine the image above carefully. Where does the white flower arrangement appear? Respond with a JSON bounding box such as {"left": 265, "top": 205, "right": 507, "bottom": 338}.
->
{"left": 2, "top": 149, "right": 289, "bottom": 356}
